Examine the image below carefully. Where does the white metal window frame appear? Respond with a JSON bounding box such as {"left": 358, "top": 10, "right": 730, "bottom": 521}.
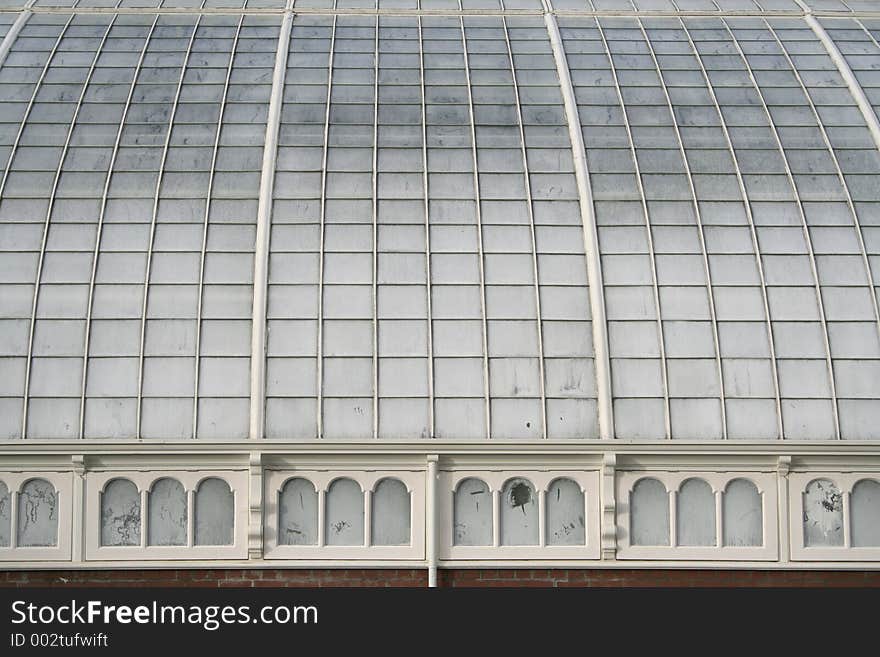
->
{"left": 789, "top": 472, "right": 880, "bottom": 562}
{"left": 439, "top": 470, "right": 600, "bottom": 560}
{"left": 616, "top": 471, "right": 779, "bottom": 562}
{"left": 263, "top": 469, "right": 425, "bottom": 560}
{"left": 0, "top": 471, "right": 72, "bottom": 562}
{"left": 84, "top": 470, "right": 248, "bottom": 561}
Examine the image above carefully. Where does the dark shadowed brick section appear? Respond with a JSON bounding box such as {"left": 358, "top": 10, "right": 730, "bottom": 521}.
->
{"left": 1, "top": 569, "right": 879, "bottom": 588}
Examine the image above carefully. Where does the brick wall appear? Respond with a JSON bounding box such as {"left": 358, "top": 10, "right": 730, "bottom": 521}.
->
{"left": 1, "top": 568, "right": 879, "bottom": 587}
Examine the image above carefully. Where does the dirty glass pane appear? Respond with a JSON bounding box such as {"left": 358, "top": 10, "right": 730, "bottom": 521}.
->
{"left": 101, "top": 478, "right": 141, "bottom": 547}
{"left": 546, "top": 478, "right": 585, "bottom": 546}
{"left": 803, "top": 478, "right": 843, "bottom": 547}
{"left": 325, "top": 478, "right": 364, "bottom": 546}
{"left": 677, "top": 478, "right": 715, "bottom": 547}
{"left": 453, "top": 477, "right": 492, "bottom": 546}
{"left": 0, "top": 481, "right": 9, "bottom": 547}
{"left": 631, "top": 478, "right": 669, "bottom": 546}
{"left": 851, "top": 479, "right": 880, "bottom": 548}
{"left": 500, "top": 478, "right": 538, "bottom": 546}
{"left": 195, "top": 478, "right": 234, "bottom": 546}
{"left": 723, "top": 479, "right": 762, "bottom": 547}
{"left": 147, "top": 478, "right": 187, "bottom": 546}
{"left": 371, "top": 478, "right": 410, "bottom": 546}
{"left": 17, "top": 479, "right": 58, "bottom": 547}
{"left": 278, "top": 477, "right": 318, "bottom": 546}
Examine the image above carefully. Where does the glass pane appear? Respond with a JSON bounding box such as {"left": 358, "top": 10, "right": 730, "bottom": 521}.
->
{"left": 17, "top": 479, "right": 58, "bottom": 547}
{"left": 453, "top": 477, "right": 492, "bottom": 546}
{"left": 852, "top": 480, "right": 880, "bottom": 548}
{"left": 546, "top": 478, "right": 585, "bottom": 546}
{"left": 631, "top": 478, "right": 669, "bottom": 546}
{"left": 148, "top": 478, "right": 187, "bottom": 546}
{"left": 101, "top": 478, "right": 141, "bottom": 547}
{"left": 803, "top": 478, "right": 843, "bottom": 547}
{"left": 370, "top": 478, "right": 410, "bottom": 546}
{"left": 677, "top": 478, "right": 715, "bottom": 547}
{"left": 278, "top": 477, "right": 318, "bottom": 546}
{"left": 195, "top": 478, "right": 234, "bottom": 546}
{"left": 324, "top": 478, "right": 363, "bottom": 546}
{"left": 723, "top": 479, "right": 762, "bottom": 547}
{"left": 500, "top": 478, "right": 538, "bottom": 546}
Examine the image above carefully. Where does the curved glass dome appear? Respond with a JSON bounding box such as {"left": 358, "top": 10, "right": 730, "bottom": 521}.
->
{"left": 0, "top": 4, "right": 878, "bottom": 441}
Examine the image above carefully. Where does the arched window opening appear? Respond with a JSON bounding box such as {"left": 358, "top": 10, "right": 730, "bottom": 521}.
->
{"left": 631, "top": 478, "right": 669, "bottom": 546}
{"left": 371, "top": 478, "right": 410, "bottom": 546}
{"left": 453, "top": 478, "right": 492, "bottom": 546}
{"left": 325, "top": 478, "right": 363, "bottom": 546}
{"left": 101, "top": 479, "right": 140, "bottom": 547}
{"left": 546, "top": 478, "right": 585, "bottom": 546}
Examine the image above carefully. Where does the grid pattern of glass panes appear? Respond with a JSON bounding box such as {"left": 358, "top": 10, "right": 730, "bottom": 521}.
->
{"left": 549, "top": 0, "right": 803, "bottom": 11}
{"left": 822, "top": 18, "right": 880, "bottom": 439}
{"left": 267, "top": 14, "right": 596, "bottom": 440}
{"left": 31, "top": 0, "right": 285, "bottom": 7}
{"left": 0, "top": 13, "right": 111, "bottom": 440}
{"left": 0, "top": 13, "right": 273, "bottom": 439}
{"left": 559, "top": 15, "right": 880, "bottom": 440}
{"left": 2, "top": 6, "right": 880, "bottom": 443}
{"left": 725, "top": 16, "right": 880, "bottom": 440}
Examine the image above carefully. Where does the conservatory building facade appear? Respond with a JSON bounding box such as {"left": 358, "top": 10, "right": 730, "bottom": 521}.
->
{"left": 0, "top": 0, "right": 879, "bottom": 586}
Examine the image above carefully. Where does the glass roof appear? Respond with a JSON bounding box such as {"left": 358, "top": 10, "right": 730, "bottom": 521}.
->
{"left": 0, "top": 5, "right": 878, "bottom": 441}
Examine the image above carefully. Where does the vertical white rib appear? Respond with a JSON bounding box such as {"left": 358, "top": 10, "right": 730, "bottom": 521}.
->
{"left": 544, "top": 12, "right": 614, "bottom": 440}
{"left": 316, "top": 12, "right": 338, "bottom": 440}
{"left": 372, "top": 13, "right": 379, "bottom": 440}
{"left": 249, "top": 11, "right": 293, "bottom": 440}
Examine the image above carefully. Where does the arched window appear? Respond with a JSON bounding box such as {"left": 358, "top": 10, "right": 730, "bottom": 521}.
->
{"left": 501, "top": 478, "right": 538, "bottom": 546}
{"left": 546, "top": 478, "right": 585, "bottom": 546}
{"left": 453, "top": 478, "right": 491, "bottom": 546}
{"left": 371, "top": 478, "right": 410, "bottom": 546}
{"left": 195, "top": 478, "right": 234, "bottom": 546}
{"left": 101, "top": 479, "right": 140, "bottom": 547}
{"left": 148, "top": 478, "right": 187, "bottom": 546}
{"left": 723, "top": 479, "right": 762, "bottom": 547}
{"left": 852, "top": 479, "right": 880, "bottom": 547}
{"left": 325, "top": 478, "right": 363, "bottom": 546}
{"left": 17, "top": 479, "right": 57, "bottom": 547}
{"left": 803, "top": 479, "right": 843, "bottom": 547}
{"left": 631, "top": 478, "right": 668, "bottom": 546}
{"left": 677, "top": 478, "right": 715, "bottom": 547}
{"left": 279, "top": 478, "right": 318, "bottom": 546}
{"left": 0, "top": 481, "right": 9, "bottom": 547}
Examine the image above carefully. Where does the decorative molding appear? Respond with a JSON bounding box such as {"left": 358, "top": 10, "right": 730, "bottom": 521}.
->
{"left": 248, "top": 452, "right": 264, "bottom": 559}
{"left": 601, "top": 452, "right": 616, "bottom": 560}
